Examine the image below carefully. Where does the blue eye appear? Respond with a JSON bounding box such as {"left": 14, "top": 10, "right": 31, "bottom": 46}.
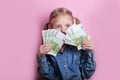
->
{"left": 57, "top": 25, "right": 60, "bottom": 28}
{"left": 55, "top": 25, "right": 61, "bottom": 29}
{"left": 66, "top": 24, "right": 71, "bottom": 27}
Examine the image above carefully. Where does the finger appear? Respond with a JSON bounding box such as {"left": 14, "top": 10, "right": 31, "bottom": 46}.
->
{"left": 82, "top": 40, "right": 93, "bottom": 44}
{"left": 41, "top": 45, "right": 51, "bottom": 50}
{"left": 44, "top": 46, "right": 52, "bottom": 51}
{"left": 44, "top": 44, "right": 51, "bottom": 47}
{"left": 85, "top": 47, "right": 94, "bottom": 51}
{"left": 43, "top": 51, "right": 49, "bottom": 54}
{"left": 82, "top": 40, "right": 87, "bottom": 44}
{"left": 82, "top": 42, "right": 93, "bottom": 46}
{"left": 81, "top": 43, "right": 93, "bottom": 46}
{"left": 40, "top": 49, "right": 49, "bottom": 54}
{"left": 45, "top": 45, "right": 52, "bottom": 48}
{"left": 44, "top": 45, "right": 52, "bottom": 50}
{"left": 82, "top": 43, "right": 94, "bottom": 48}
{"left": 40, "top": 45, "right": 46, "bottom": 49}
{"left": 40, "top": 46, "right": 52, "bottom": 53}
{"left": 81, "top": 44, "right": 86, "bottom": 49}
{"left": 84, "top": 45, "right": 94, "bottom": 49}
{"left": 45, "top": 46, "right": 52, "bottom": 51}
{"left": 84, "top": 45, "right": 94, "bottom": 48}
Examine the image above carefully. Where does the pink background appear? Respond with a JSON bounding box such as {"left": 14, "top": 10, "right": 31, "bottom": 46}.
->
{"left": 0, "top": 0, "right": 120, "bottom": 80}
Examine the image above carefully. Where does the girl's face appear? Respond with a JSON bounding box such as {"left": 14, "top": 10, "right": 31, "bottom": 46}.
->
{"left": 52, "top": 14, "right": 73, "bottom": 34}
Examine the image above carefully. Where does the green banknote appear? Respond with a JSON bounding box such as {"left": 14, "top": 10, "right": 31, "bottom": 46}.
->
{"left": 64, "top": 23, "right": 90, "bottom": 50}
{"left": 42, "top": 29, "right": 65, "bottom": 56}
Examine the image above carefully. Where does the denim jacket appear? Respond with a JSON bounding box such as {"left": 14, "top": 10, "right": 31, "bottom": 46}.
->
{"left": 37, "top": 45, "right": 96, "bottom": 80}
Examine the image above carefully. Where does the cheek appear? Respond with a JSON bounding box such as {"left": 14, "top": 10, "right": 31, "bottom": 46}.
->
{"left": 66, "top": 27, "right": 69, "bottom": 30}
{"left": 56, "top": 28, "right": 62, "bottom": 31}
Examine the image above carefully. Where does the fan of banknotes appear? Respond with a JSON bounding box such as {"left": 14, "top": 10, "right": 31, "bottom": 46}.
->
{"left": 64, "top": 23, "right": 90, "bottom": 50}
{"left": 42, "top": 29, "right": 65, "bottom": 56}
{"left": 42, "top": 23, "right": 90, "bottom": 56}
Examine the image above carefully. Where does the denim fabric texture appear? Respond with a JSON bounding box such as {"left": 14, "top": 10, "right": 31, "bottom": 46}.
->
{"left": 37, "top": 45, "right": 96, "bottom": 80}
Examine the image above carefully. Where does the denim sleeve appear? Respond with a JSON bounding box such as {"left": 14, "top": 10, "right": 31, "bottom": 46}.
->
{"left": 80, "top": 49, "right": 96, "bottom": 79}
{"left": 37, "top": 55, "right": 56, "bottom": 80}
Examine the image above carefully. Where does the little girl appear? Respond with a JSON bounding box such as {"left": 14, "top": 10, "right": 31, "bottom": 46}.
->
{"left": 37, "top": 7, "right": 96, "bottom": 80}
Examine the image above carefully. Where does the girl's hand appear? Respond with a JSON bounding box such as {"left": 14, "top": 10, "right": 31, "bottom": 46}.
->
{"left": 38, "top": 44, "right": 52, "bottom": 57}
{"left": 81, "top": 40, "right": 94, "bottom": 51}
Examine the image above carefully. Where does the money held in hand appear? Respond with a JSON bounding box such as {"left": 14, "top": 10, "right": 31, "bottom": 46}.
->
{"left": 42, "top": 23, "right": 90, "bottom": 56}
{"left": 64, "top": 23, "right": 90, "bottom": 50}
{"left": 42, "top": 29, "right": 65, "bottom": 56}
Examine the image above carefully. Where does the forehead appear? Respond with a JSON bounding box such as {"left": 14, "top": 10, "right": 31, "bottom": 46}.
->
{"left": 51, "top": 14, "right": 73, "bottom": 25}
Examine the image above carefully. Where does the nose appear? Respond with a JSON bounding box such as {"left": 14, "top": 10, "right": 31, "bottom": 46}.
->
{"left": 61, "top": 27, "right": 67, "bottom": 34}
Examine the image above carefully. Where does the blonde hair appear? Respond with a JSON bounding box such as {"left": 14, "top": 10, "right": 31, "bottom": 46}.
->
{"left": 44, "top": 7, "right": 80, "bottom": 30}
